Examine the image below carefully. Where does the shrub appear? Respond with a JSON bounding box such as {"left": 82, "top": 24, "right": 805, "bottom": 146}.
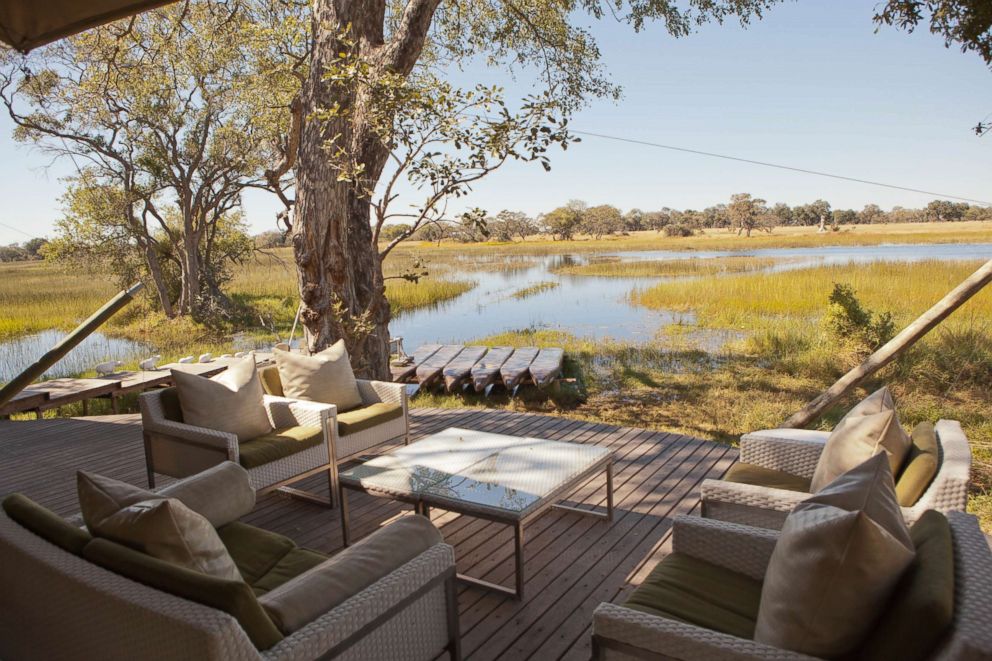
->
{"left": 824, "top": 283, "right": 895, "bottom": 355}
{"left": 663, "top": 223, "right": 695, "bottom": 237}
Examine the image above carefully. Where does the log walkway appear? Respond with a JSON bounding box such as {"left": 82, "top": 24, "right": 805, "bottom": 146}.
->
{"left": 0, "top": 408, "right": 733, "bottom": 660}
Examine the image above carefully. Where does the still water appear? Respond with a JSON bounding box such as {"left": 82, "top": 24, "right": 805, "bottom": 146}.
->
{"left": 0, "top": 329, "right": 151, "bottom": 383}
{"left": 390, "top": 243, "right": 992, "bottom": 350}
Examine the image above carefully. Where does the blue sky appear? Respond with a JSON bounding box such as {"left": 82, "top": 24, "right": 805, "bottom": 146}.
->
{"left": 0, "top": 0, "right": 990, "bottom": 245}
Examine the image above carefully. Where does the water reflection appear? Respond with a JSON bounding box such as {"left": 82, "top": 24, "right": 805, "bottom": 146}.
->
{"left": 0, "top": 330, "right": 151, "bottom": 382}
{"left": 391, "top": 242, "right": 991, "bottom": 350}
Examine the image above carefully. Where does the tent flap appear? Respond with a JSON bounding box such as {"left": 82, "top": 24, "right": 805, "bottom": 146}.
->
{"left": 0, "top": 0, "right": 177, "bottom": 52}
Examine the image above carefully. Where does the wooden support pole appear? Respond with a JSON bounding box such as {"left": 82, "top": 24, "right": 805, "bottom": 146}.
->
{"left": 782, "top": 258, "right": 992, "bottom": 429}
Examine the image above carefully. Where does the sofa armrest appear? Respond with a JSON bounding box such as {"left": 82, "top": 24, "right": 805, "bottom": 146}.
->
{"left": 671, "top": 516, "right": 779, "bottom": 581}
{"left": 263, "top": 395, "right": 336, "bottom": 431}
{"left": 593, "top": 602, "right": 816, "bottom": 661}
{"left": 258, "top": 514, "right": 442, "bottom": 635}
{"left": 143, "top": 418, "right": 239, "bottom": 457}
{"left": 356, "top": 379, "right": 407, "bottom": 408}
{"left": 740, "top": 430, "right": 827, "bottom": 479}
{"left": 700, "top": 479, "right": 808, "bottom": 530}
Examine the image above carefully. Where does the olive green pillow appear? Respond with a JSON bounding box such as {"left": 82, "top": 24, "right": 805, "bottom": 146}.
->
{"left": 894, "top": 422, "right": 940, "bottom": 507}
{"left": 2, "top": 493, "right": 91, "bottom": 555}
{"left": 83, "top": 537, "right": 283, "bottom": 650}
{"left": 171, "top": 358, "right": 272, "bottom": 442}
{"left": 274, "top": 340, "right": 362, "bottom": 412}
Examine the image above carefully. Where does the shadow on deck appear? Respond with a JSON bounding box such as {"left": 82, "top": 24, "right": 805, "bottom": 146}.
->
{"left": 0, "top": 407, "right": 733, "bottom": 661}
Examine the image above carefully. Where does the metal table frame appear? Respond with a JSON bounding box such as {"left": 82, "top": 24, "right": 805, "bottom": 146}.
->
{"left": 338, "top": 445, "right": 613, "bottom": 601}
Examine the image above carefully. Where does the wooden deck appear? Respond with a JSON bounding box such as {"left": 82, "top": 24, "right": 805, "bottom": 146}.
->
{"left": 0, "top": 408, "right": 734, "bottom": 660}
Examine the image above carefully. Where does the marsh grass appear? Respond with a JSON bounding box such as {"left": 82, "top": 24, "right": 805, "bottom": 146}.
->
{"left": 552, "top": 256, "right": 779, "bottom": 278}
{"left": 510, "top": 281, "right": 560, "bottom": 299}
{"left": 634, "top": 260, "right": 992, "bottom": 331}
{"left": 389, "top": 221, "right": 992, "bottom": 256}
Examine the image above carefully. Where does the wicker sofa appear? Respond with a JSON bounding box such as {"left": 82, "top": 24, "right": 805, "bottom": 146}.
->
{"left": 592, "top": 512, "right": 992, "bottom": 660}
{"left": 699, "top": 419, "right": 971, "bottom": 529}
{"left": 0, "top": 465, "right": 460, "bottom": 661}
{"left": 140, "top": 370, "right": 407, "bottom": 506}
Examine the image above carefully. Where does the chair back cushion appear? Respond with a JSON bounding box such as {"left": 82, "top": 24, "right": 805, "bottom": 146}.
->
{"left": 274, "top": 340, "right": 363, "bottom": 412}
{"left": 858, "top": 510, "right": 955, "bottom": 661}
{"left": 755, "top": 454, "right": 915, "bottom": 657}
{"left": 258, "top": 365, "right": 284, "bottom": 397}
{"left": 894, "top": 422, "right": 940, "bottom": 507}
{"left": 171, "top": 358, "right": 272, "bottom": 442}
{"left": 2, "top": 493, "right": 91, "bottom": 555}
{"left": 83, "top": 537, "right": 283, "bottom": 650}
{"left": 810, "top": 386, "right": 911, "bottom": 492}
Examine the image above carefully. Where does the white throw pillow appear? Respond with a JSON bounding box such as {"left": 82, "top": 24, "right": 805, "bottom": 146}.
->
{"left": 810, "top": 386, "right": 910, "bottom": 492}
{"left": 755, "top": 454, "right": 915, "bottom": 657}
{"left": 274, "top": 340, "right": 363, "bottom": 411}
{"left": 171, "top": 358, "right": 272, "bottom": 442}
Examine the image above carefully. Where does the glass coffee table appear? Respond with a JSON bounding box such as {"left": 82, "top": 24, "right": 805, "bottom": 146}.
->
{"left": 338, "top": 427, "right": 614, "bottom": 599}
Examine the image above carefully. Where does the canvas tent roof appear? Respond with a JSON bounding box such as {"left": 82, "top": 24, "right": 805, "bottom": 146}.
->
{"left": 0, "top": 0, "right": 177, "bottom": 52}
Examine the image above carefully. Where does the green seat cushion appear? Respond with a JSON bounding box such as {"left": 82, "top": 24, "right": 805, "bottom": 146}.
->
{"left": 83, "top": 537, "right": 283, "bottom": 650}
{"left": 258, "top": 365, "right": 284, "bottom": 398}
{"left": 723, "top": 462, "right": 811, "bottom": 493}
{"left": 858, "top": 510, "right": 955, "bottom": 661}
{"left": 336, "top": 402, "right": 403, "bottom": 437}
{"left": 623, "top": 552, "right": 763, "bottom": 640}
{"left": 217, "top": 521, "right": 297, "bottom": 584}
{"left": 252, "top": 547, "right": 328, "bottom": 596}
{"left": 238, "top": 425, "right": 323, "bottom": 469}
{"left": 895, "top": 422, "right": 939, "bottom": 507}
{"left": 2, "top": 493, "right": 91, "bottom": 555}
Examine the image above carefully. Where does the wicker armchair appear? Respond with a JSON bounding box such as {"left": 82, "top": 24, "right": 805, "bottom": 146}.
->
{"left": 0, "top": 466, "right": 461, "bottom": 661}
{"left": 140, "top": 388, "right": 338, "bottom": 504}
{"left": 700, "top": 419, "right": 971, "bottom": 529}
{"left": 592, "top": 512, "right": 992, "bottom": 660}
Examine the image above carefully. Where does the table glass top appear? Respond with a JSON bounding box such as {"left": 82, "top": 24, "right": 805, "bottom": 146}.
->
{"left": 339, "top": 427, "right": 610, "bottom": 516}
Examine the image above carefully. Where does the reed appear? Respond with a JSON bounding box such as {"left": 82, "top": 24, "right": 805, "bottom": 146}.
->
{"left": 553, "top": 256, "right": 778, "bottom": 277}
{"left": 510, "top": 281, "right": 560, "bottom": 299}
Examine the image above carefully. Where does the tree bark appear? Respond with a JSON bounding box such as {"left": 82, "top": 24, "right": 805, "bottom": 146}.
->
{"left": 781, "top": 258, "right": 992, "bottom": 428}
{"left": 143, "top": 242, "right": 174, "bottom": 318}
{"left": 292, "top": 0, "right": 439, "bottom": 379}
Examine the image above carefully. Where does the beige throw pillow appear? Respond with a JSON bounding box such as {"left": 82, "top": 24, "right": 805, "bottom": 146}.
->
{"left": 755, "top": 454, "right": 915, "bottom": 657}
{"left": 171, "top": 358, "right": 272, "bottom": 442}
{"left": 78, "top": 470, "right": 159, "bottom": 534}
{"left": 96, "top": 498, "right": 242, "bottom": 581}
{"left": 274, "top": 340, "right": 362, "bottom": 412}
{"left": 810, "top": 386, "right": 910, "bottom": 492}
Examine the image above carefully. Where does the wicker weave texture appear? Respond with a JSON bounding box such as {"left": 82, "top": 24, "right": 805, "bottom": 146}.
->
{"left": 0, "top": 510, "right": 260, "bottom": 660}
{"left": 738, "top": 432, "right": 826, "bottom": 479}
{"left": 594, "top": 511, "right": 992, "bottom": 661}
{"left": 703, "top": 419, "right": 971, "bottom": 529}
{"left": 671, "top": 516, "right": 778, "bottom": 581}
{"left": 263, "top": 543, "right": 455, "bottom": 661}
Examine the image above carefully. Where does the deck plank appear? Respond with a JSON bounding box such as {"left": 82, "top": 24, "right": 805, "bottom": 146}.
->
{"left": 0, "top": 407, "right": 732, "bottom": 660}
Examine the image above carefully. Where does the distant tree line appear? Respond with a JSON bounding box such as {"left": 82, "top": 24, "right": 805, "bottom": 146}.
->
{"left": 365, "top": 195, "right": 991, "bottom": 244}
{"left": 0, "top": 238, "right": 48, "bottom": 262}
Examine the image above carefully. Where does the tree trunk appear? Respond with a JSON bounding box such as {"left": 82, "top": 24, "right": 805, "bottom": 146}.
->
{"left": 143, "top": 242, "right": 174, "bottom": 318}
{"left": 782, "top": 258, "right": 992, "bottom": 428}
{"left": 291, "top": 0, "right": 437, "bottom": 380}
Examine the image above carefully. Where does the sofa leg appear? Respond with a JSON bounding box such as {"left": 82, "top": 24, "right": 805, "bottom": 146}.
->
{"left": 445, "top": 574, "right": 462, "bottom": 661}
{"left": 142, "top": 432, "right": 155, "bottom": 488}
{"left": 326, "top": 466, "right": 337, "bottom": 509}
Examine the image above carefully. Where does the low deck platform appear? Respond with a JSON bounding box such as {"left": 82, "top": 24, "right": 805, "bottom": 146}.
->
{"left": 0, "top": 408, "right": 733, "bottom": 660}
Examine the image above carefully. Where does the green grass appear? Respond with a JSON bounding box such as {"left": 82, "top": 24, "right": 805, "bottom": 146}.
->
{"left": 552, "top": 256, "right": 779, "bottom": 277}
{"left": 633, "top": 260, "right": 992, "bottom": 331}
{"left": 510, "top": 281, "right": 560, "bottom": 299}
